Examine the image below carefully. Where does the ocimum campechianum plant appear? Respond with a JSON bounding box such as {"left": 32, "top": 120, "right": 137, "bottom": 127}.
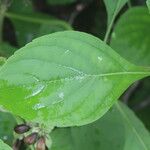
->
{"left": 0, "top": 31, "right": 150, "bottom": 149}
{"left": 0, "top": 0, "right": 150, "bottom": 150}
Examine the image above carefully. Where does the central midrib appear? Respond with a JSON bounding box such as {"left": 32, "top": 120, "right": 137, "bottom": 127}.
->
{"left": 27, "top": 71, "right": 150, "bottom": 84}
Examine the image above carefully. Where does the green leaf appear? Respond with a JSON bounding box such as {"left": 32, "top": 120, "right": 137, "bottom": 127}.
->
{"left": 47, "top": 0, "right": 75, "bottom": 5}
{"left": 6, "top": 0, "right": 72, "bottom": 47}
{"left": 111, "top": 7, "right": 150, "bottom": 66}
{"left": 110, "top": 6, "right": 150, "bottom": 134}
{"left": 8, "top": 0, "right": 33, "bottom": 14}
{"left": 0, "top": 139, "right": 12, "bottom": 150}
{"left": 51, "top": 102, "right": 150, "bottom": 150}
{"left": 0, "top": 112, "right": 16, "bottom": 145}
{"left": 115, "top": 102, "right": 150, "bottom": 150}
{"left": 0, "top": 31, "right": 149, "bottom": 127}
{"left": 51, "top": 128, "right": 73, "bottom": 150}
{"left": 103, "top": 0, "right": 128, "bottom": 42}
{"left": 5, "top": 12, "right": 72, "bottom": 47}
{"left": 146, "top": 0, "right": 150, "bottom": 12}
{"left": 103, "top": 0, "right": 128, "bottom": 26}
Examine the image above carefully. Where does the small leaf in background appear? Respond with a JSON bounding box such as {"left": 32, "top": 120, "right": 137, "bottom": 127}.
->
{"left": 103, "top": 0, "right": 128, "bottom": 26}
{"left": 0, "top": 42, "right": 16, "bottom": 58}
{"left": 5, "top": 12, "right": 72, "bottom": 46}
{"left": 111, "top": 7, "right": 150, "bottom": 66}
{"left": 146, "top": 0, "right": 150, "bottom": 12}
{"left": 47, "top": 0, "right": 76, "bottom": 5}
{"left": 51, "top": 102, "right": 150, "bottom": 150}
{"left": 50, "top": 128, "right": 73, "bottom": 150}
{"left": 0, "top": 112, "right": 16, "bottom": 145}
{"left": 8, "top": 0, "right": 33, "bottom": 14}
{"left": 0, "top": 31, "right": 149, "bottom": 127}
{"left": 6, "top": 0, "right": 72, "bottom": 46}
{"left": 0, "top": 139, "right": 12, "bottom": 150}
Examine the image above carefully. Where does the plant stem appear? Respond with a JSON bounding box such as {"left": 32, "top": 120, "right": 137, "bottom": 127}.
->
{"left": 104, "top": 1, "right": 121, "bottom": 43}
{"left": 104, "top": 0, "right": 126, "bottom": 43}
{"left": 104, "top": 13, "right": 116, "bottom": 43}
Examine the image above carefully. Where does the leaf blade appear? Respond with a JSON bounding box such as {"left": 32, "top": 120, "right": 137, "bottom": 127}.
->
{"left": 116, "top": 102, "right": 150, "bottom": 150}
{"left": 6, "top": 0, "right": 72, "bottom": 46}
{"left": 103, "top": 0, "right": 128, "bottom": 26}
{"left": 111, "top": 7, "right": 150, "bottom": 66}
{"left": 0, "top": 31, "right": 149, "bottom": 127}
{"left": 51, "top": 102, "right": 150, "bottom": 150}
{"left": 0, "top": 139, "right": 12, "bottom": 150}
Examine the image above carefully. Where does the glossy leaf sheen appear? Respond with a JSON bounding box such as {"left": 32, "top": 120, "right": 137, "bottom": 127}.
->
{"left": 0, "top": 139, "right": 12, "bottom": 150}
{"left": 0, "top": 31, "right": 149, "bottom": 127}
{"left": 103, "top": 0, "right": 128, "bottom": 26}
{"left": 51, "top": 102, "right": 150, "bottom": 150}
{"left": 111, "top": 7, "right": 150, "bottom": 66}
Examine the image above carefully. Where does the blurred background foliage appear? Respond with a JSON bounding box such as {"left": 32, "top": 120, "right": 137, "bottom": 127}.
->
{"left": 0, "top": 0, "right": 150, "bottom": 149}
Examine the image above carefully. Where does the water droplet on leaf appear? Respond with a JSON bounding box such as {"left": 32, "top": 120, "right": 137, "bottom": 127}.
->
{"left": 33, "top": 103, "right": 46, "bottom": 110}
{"left": 98, "top": 56, "right": 103, "bottom": 62}
{"left": 58, "top": 92, "right": 64, "bottom": 99}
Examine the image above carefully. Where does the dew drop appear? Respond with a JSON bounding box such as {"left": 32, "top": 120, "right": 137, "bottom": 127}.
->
{"left": 33, "top": 103, "right": 46, "bottom": 110}
{"left": 32, "top": 76, "right": 40, "bottom": 82}
{"left": 58, "top": 92, "right": 64, "bottom": 99}
{"left": 98, "top": 56, "right": 103, "bottom": 62}
{"left": 33, "top": 85, "right": 45, "bottom": 96}
{"left": 65, "top": 50, "right": 70, "bottom": 54}
{"left": 75, "top": 76, "right": 85, "bottom": 81}
{"left": 52, "top": 99, "right": 63, "bottom": 105}
{"left": 26, "top": 84, "right": 45, "bottom": 99}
